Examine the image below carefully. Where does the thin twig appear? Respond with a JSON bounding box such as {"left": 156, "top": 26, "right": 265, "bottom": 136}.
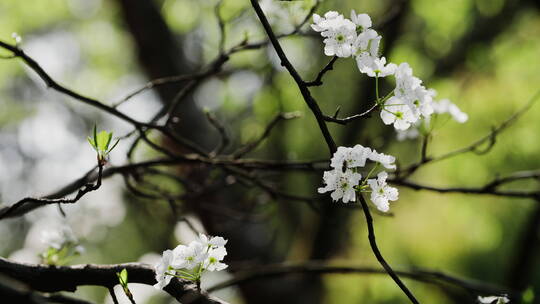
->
{"left": 205, "top": 111, "right": 230, "bottom": 156}
{"left": 109, "top": 287, "right": 119, "bottom": 304}
{"left": 0, "top": 163, "right": 104, "bottom": 220}
{"left": 231, "top": 112, "right": 301, "bottom": 159}
{"left": 305, "top": 56, "right": 338, "bottom": 87}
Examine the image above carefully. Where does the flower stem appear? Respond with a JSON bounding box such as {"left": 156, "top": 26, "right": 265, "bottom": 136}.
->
{"left": 363, "top": 163, "right": 380, "bottom": 184}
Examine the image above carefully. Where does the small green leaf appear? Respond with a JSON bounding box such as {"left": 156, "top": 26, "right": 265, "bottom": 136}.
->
{"left": 96, "top": 131, "right": 110, "bottom": 152}
{"left": 105, "top": 132, "right": 113, "bottom": 151}
{"left": 87, "top": 137, "right": 97, "bottom": 150}
{"left": 117, "top": 268, "right": 128, "bottom": 286}
{"left": 88, "top": 125, "right": 119, "bottom": 159}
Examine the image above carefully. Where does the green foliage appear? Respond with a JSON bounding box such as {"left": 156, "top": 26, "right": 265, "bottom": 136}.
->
{"left": 87, "top": 125, "right": 119, "bottom": 163}
{"left": 116, "top": 268, "right": 134, "bottom": 300}
{"left": 117, "top": 268, "right": 128, "bottom": 286}
{"left": 522, "top": 287, "right": 535, "bottom": 304}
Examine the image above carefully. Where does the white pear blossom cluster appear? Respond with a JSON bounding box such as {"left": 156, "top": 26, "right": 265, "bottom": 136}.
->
{"left": 311, "top": 10, "right": 468, "bottom": 133}
{"left": 311, "top": 10, "right": 395, "bottom": 76}
{"left": 318, "top": 145, "right": 399, "bottom": 212}
{"left": 478, "top": 295, "right": 510, "bottom": 304}
{"left": 154, "top": 234, "right": 228, "bottom": 290}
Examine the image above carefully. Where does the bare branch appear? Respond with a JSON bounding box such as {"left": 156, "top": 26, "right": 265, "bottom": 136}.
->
{"left": 205, "top": 111, "right": 230, "bottom": 156}
{"left": 0, "top": 163, "right": 104, "bottom": 220}
{"left": 231, "top": 112, "right": 301, "bottom": 159}
{"left": 305, "top": 56, "right": 338, "bottom": 87}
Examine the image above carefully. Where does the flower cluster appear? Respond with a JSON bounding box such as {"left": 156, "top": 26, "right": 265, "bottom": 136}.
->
{"left": 477, "top": 295, "right": 510, "bottom": 304}
{"left": 318, "top": 145, "right": 399, "bottom": 212}
{"left": 311, "top": 10, "right": 394, "bottom": 75}
{"left": 311, "top": 10, "right": 468, "bottom": 134}
{"left": 40, "top": 225, "right": 84, "bottom": 266}
{"left": 154, "top": 234, "right": 228, "bottom": 290}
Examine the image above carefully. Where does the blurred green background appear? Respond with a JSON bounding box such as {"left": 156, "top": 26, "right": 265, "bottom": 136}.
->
{"left": 1, "top": 0, "right": 539, "bottom": 303}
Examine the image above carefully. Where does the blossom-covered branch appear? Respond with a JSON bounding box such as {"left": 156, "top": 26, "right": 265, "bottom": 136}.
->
{"left": 0, "top": 257, "right": 228, "bottom": 304}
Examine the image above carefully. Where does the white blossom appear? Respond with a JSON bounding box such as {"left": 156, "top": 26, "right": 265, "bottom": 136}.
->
{"left": 199, "top": 234, "right": 228, "bottom": 248}
{"left": 312, "top": 11, "right": 357, "bottom": 57}
{"left": 311, "top": 11, "right": 344, "bottom": 32}
{"left": 353, "top": 29, "right": 380, "bottom": 57}
{"left": 330, "top": 145, "right": 372, "bottom": 171}
{"left": 381, "top": 96, "right": 418, "bottom": 130}
{"left": 477, "top": 295, "right": 510, "bottom": 304}
{"left": 321, "top": 21, "right": 356, "bottom": 57}
{"left": 394, "top": 63, "right": 422, "bottom": 101}
{"left": 367, "top": 171, "right": 398, "bottom": 212}
{"left": 353, "top": 28, "right": 395, "bottom": 77}
{"left": 392, "top": 63, "right": 438, "bottom": 122}
{"left": 318, "top": 168, "right": 362, "bottom": 203}
{"left": 172, "top": 241, "right": 207, "bottom": 270}
{"left": 153, "top": 234, "right": 229, "bottom": 290}
{"left": 320, "top": 145, "right": 397, "bottom": 204}
{"left": 350, "top": 10, "right": 372, "bottom": 30}
{"left": 357, "top": 55, "right": 396, "bottom": 77}
{"left": 204, "top": 247, "right": 228, "bottom": 271}
{"left": 154, "top": 249, "right": 174, "bottom": 290}
{"left": 368, "top": 150, "right": 397, "bottom": 170}
{"left": 412, "top": 86, "right": 435, "bottom": 117}
{"left": 432, "top": 99, "right": 468, "bottom": 123}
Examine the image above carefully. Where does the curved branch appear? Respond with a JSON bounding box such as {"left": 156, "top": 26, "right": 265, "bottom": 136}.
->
{"left": 231, "top": 112, "right": 301, "bottom": 159}
{"left": 0, "top": 164, "right": 104, "bottom": 220}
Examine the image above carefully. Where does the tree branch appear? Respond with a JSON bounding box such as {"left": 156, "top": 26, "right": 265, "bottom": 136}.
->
{"left": 0, "top": 163, "right": 104, "bottom": 220}
{"left": 358, "top": 194, "right": 420, "bottom": 303}
{"left": 249, "top": 0, "right": 337, "bottom": 155}
{"left": 0, "top": 257, "right": 228, "bottom": 304}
